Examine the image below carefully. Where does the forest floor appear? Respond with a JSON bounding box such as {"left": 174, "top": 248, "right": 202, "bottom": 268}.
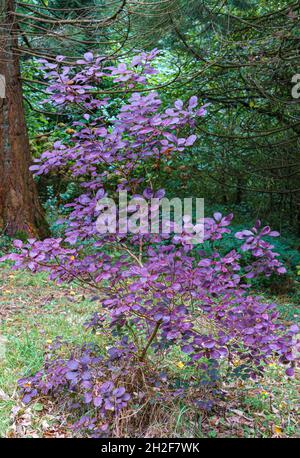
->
{"left": 0, "top": 266, "right": 299, "bottom": 438}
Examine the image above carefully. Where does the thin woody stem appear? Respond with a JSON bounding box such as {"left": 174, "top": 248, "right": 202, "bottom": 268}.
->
{"left": 139, "top": 319, "right": 162, "bottom": 361}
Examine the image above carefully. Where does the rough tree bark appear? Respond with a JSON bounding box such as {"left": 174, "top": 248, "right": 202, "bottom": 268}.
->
{"left": 0, "top": 0, "right": 49, "bottom": 237}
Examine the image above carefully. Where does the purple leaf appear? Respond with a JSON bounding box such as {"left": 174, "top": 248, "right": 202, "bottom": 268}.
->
{"left": 285, "top": 367, "right": 294, "bottom": 377}
{"left": 185, "top": 135, "right": 197, "bottom": 146}
{"left": 84, "top": 52, "right": 94, "bottom": 62}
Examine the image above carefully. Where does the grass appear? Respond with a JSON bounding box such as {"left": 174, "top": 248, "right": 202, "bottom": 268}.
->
{"left": 0, "top": 266, "right": 101, "bottom": 437}
{"left": 0, "top": 264, "right": 299, "bottom": 438}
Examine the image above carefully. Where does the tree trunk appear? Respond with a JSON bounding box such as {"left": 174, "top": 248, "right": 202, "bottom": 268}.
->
{"left": 0, "top": 0, "right": 49, "bottom": 238}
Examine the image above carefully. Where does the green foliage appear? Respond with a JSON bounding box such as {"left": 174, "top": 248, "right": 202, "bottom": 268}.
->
{"left": 0, "top": 235, "right": 12, "bottom": 256}
{"left": 21, "top": 0, "right": 300, "bottom": 238}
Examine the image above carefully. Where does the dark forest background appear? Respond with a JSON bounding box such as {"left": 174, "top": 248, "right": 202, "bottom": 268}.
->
{"left": 1, "top": 0, "right": 300, "bottom": 286}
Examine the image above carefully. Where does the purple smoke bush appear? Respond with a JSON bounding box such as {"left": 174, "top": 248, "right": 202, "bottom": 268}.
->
{"left": 1, "top": 50, "right": 298, "bottom": 434}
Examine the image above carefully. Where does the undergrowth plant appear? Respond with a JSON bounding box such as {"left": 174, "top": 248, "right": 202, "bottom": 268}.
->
{"left": 1, "top": 51, "right": 299, "bottom": 437}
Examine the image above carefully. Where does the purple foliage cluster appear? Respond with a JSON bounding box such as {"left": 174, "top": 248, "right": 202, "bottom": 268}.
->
{"left": 18, "top": 338, "right": 220, "bottom": 436}
{"left": 1, "top": 50, "right": 299, "bottom": 433}
{"left": 19, "top": 341, "right": 134, "bottom": 435}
